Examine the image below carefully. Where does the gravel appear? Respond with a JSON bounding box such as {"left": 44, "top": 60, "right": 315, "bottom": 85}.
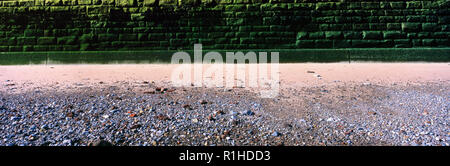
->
{"left": 0, "top": 80, "right": 448, "bottom": 146}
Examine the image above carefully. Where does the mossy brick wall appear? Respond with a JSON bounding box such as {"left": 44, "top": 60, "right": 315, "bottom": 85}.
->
{"left": 0, "top": 0, "right": 449, "bottom": 52}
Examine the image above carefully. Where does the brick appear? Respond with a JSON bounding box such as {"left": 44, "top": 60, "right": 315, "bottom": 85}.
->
{"left": 37, "top": 37, "right": 56, "bottom": 45}
{"left": 148, "top": 33, "right": 167, "bottom": 40}
{"left": 348, "top": 2, "right": 361, "bottom": 9}
{"left": 24, "top": 29, "right": 44, "bottom": 37}
{"left": 60, "top": 0, "right": 74, "bottom": 5}
{"left": 17, "top": 37, "right": 36, "bottom": 45}
{"left": 394, "top": 39, "right": 411, "bottom": 48}
{"left": 343, "top": 31, "right": 362, "bottom": 39}
{"left": 333, "top": 40, "right": 351, "bottom": 48}
{"left": 79, "top": 34, "right": 94, "bottom": 43}
{"left": 390, "top": 2, "right": 405, "bottom": 9}
{"left": 23, "top": 45, "right": 34, "bottom": 51}
{"left": 178, "top": 0, "right": 198, "bottom": 5}
{"left": 422, "top": 1, "right": 439, "bottom": 9}
{"left": 0, "top": 46, "right": 9, "bottom": 52}
{"left": 362, "top": 31, "right": 382, "bottom": 39}
{"left": 78, "top": 0, "right": 91, "bottom": 5}
{"left": 265, "top": 37, "right": 280, "bottom": 43}
{"left": 383, "top": 31, "right": 405, "bottom": 39}
{"left": 216, "top": 0, "right": 232, "bottom": 4}
{"left": 227, "top": 18, "right": 244, "bottom": 26}
{"left": 15, "top": 0, "right": 34, "bottom": 6}
{"left": 422, "top": 39, "right": 436, "bottom": 46}
{"left": 432, "top": 32, "right": 450, "bottom": 39}
{"left": 417, "top": 32, "right": 430, "bottom": 39}
{"left": 406, "top": 1, "right": 422, "bottom": 9}
{"left": 9, "top": 46, "right": 22, "bottom": 52}
{"left": 315, "top": 40, "right": 333, "bottom": 48}
{"left": 62, "top": 45, "right": 80, "bottom": 51}
{"left": 102, "top": 0, "right": 114, "bottom": 5}
{"left": 57, "top": 36, "right": 78, "bottom": 45}
{"left": 315, "top": 2, "right": 335, "bottom": 10}
{"left": 325, "top": 31, "right": 342, "bottom": 39}
{"left": 116, "top": 0, "right": 136, "bottom": 6}
{"left": 240, "top": 38, "right": 252, "bottom": 44}
{"left": 352, "top": 40, "right": 382, "bottom": 48}
{"left": 309, "top": 32, "right": 324, "bottom": 39}
{"left": 80, "top": 43, "right": 93, "bottom": 51}
{"left": 0, "top": 37, "right": 16, "bottom": 45}
{"left": 92, "top": 0, "right": 101, "bottom": 5}
{"left": 422, "top": 23, "right": 439, "bottom": 32}
{"left": 201, "top": 0, "right": 214, "bottom": 5}
{"left": 295, "top": 40, "right": 315, "bottom": 48}
{"left": 361, "top": 2, "right": 379, "bottom": 9}
{"left": 296, "top": 32, "right": 308, "bottom": 40}
{"left": 225, "top": 4, "right": 246, "bottom": 11}
{"left": 401, "top": 23, "right": 421, "bottom": 32}
{"left": 387, "top": 23, "right": 401, "bottom": 30}
{"left": 119, "top": 34, "right": 137, "bottom": 41}
{"left": 159, "top": 0, "right": 177, "bottom": 5}
{"left": 143, "top": 0, "right": 157, "bottom": 6}
{"left": 2, "top": 1, "right": 17, "bottom": 7}
{"left": 45, "top": 0, "right": 62, "bottom": 6}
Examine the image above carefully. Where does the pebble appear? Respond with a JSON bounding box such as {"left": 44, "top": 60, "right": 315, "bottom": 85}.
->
{"left": 272, "top": 132, "right": 281, "bottom": 137}
{"left": 90, "top": 140, "right": 113, "bottom": 146}
{"left": 242, "top": 110, "right": 255, "bottom": 116}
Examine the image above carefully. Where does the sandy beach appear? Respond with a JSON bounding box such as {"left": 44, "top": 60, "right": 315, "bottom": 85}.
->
{"left": 1, "top": 62, "right": 449, "bottom": 90}
{"left": 0, "top": 63, "right": 448, "bottom": 146}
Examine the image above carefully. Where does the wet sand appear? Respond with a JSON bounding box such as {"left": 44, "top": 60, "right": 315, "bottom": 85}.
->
{"left": 1, "top": 63, "right": 449, "bottom": 91}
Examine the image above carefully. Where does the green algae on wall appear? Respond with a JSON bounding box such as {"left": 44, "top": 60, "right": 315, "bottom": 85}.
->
{"left": 0, "top": 0, "right": 449, "bottom": 52}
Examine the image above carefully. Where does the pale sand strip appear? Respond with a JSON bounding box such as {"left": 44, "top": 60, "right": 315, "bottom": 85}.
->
{"left": 0, "top": 63, "right": 448, "bottom": 92}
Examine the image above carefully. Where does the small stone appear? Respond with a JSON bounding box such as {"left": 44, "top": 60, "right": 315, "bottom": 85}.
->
{"left": 109, "top": 109, "right": 119, "bottom": 113}
{"left": 230, "top": 111, "right": 237, "bottom": 115}
{"left": 192, "top": 118, "right": 199, "bottom": 123}
{"left": 40, "top": 124, "right": 49, "bottom": 130}
{"left": 156, "top": 114, "right": 169, "bottom": 121}
{"left": 283, "top": 123, "right": 293, "bottom": 128}
{"left": 5, "top": 84, "right": 15, "bottom": 87}
{"left": 242, "top": 110, "right": 255, "bottom": 116}
{"left": 199, "top": 100, "right": 208, "bottom": 104}
{"left": 182, "top": 104, "right": 193, "bottom": 110}
{"left": 66, "top": 112, "right": 75, "bottom": 118}
{"left": 272, "top": 132, "right": 281, "bottom": 137}
{"left": 62, "top": 139, "right": 71, "bottom": 145}
{"left": 89, "top": 140, "right": 113, "bottom": 146}
{"left": 130, "top": 124, "right": 142, "bottom": 129}
{"left": 10, "top": 116, "right": 20, "bottom": 121}
{"left": 143, "top": 90, "right": 156, "bottom": 94}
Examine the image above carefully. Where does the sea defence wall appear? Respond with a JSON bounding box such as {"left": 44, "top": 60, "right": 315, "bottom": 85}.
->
{"left": 0, "top": 0, "right": 449, "bottom": 52}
